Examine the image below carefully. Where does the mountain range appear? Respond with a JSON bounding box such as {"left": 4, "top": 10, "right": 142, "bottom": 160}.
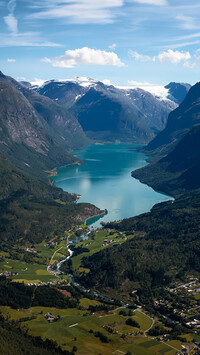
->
{"left": 34, "top": 77, "right": 190, "bottom": 143}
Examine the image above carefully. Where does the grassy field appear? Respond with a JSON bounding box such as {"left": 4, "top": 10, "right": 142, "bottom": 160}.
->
{"left": 0, "top": 228, "right": 188, "bottom": 354}
{"left": 79, "top": 298, "right": 102, "bottom": 309}
{"left": 0, "top": 260, "right": 56, "bottom": 284}
{"left": 0, "top": 234, "right": 71, "bottom": 283}
{"left": 72, "top": 229, "right": 134, "bottom": 271}
{"left": 0, "top": 227, "right": 133, "bottom": 286}
{"left": 0, "top": 305, "right": 181, "bottom": 355}
{"left": 119, "top": 338, "right": 178, "bottom": 355}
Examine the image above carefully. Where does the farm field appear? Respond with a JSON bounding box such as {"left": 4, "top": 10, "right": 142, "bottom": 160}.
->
{"left": 0, "top": 235, "right": 71, "bottom": 283}
{"left": 0, "top": 260, "right": 56, "bottom": 284}
{"left": 0, "top": 305, "right": 181, "bottom": 355}
{"left": 0, "top": 226, "right": 133, "bottom": 285}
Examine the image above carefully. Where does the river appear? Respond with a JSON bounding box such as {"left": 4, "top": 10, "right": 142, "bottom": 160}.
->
{"left": 52, "top": 143, "right": 172, "bottom": 228}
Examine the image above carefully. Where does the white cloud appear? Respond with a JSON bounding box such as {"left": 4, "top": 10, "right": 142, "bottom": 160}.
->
{"left": 121, "top": 80, "right": 169, "bottom": 98}
{"left": 131, "top": 0, "right": 167, "bottom": 5}
{"left": 27, "top": 0, "right": 124, "bottom": 24}
{"left": 129, "top": 50, "right": 153, "bottom": 62}
{"left": 161, "top": 40, "right": 200, "bottom": 50}
{"left": 158, "top": 49, "right": 191, "bottom": 64}
{"left": 102, "top": 79, "right": 112, "bottom": 85}
{"left": 183, "top": 53, "right": 200, "bottom": 69}
{"left": 4, "top": 14, "right": 18, "bottom": 33}
{"left": 129, "top": 48, "right": 192, "bottom": 66}
{"left": 109, "top": 43, "right": 117, "bottom": 50}
{"left": 0, "top": 32, "right": 61, "bottom": 47}
{"left": 159, "top": 33, "right": 200, "bottom": 50}
{"left": 30, "top": 78, "right": 46, "bottom": 86}
{"left": 42, "top": 47, "right": 125, "bottom": 68}
{"left": 176, "top": 15, "right": 198, "bottom": 30}
{"left": 7, "top": 58, "right": 16, "bottom": 62}
{"left": 174, "top": 33, "right": 200, "bottom": 41}
{"left": 4, "top": 0, "right": 18, "bottom": 33}
{"left": 183, "top": 61, "right": 196, "bottom": 68}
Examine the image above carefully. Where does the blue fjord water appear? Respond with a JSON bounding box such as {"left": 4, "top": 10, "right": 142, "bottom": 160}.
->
{"left": 52, "top": 144, "right": 171, "bottom": 228}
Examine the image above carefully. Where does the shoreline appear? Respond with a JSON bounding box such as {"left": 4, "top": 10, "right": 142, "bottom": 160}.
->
{"left": 73, "top": 194, "right": 81, "bottom": 203}
{"left": 84, "top": 209, "right": 107, "bottom": 225}
{"left": 47, "top": 161, "right": 83, "bottom": 178}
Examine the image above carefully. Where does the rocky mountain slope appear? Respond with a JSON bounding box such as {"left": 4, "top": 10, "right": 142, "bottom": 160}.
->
{"left": 132, "top": 81, "right": 200, "bottom": 195}
{"left": 144, "top": 82, "right": 200, "bottom": 158}
{"left": 0, "top": 72, "right": 87, "bottom": 178}
{"left": 35, "top": 77, "right": 182, "bottom": 143}
{"left": 165, "top": 82, "right": 191, "bottom": 105}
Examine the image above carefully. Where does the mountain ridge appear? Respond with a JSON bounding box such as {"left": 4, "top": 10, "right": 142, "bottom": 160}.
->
{"left": 144, "top": 81, "right": 200, "bottom": 159}
{"left": 0, "top": 72, "right": 88, "bottom": 179}
{"left": 34, "top": 77, "right": 189, "bottom": 143}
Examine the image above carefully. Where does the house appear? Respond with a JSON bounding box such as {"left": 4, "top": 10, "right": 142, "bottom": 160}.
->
{"left": 44, "top": 313, "right": 60, "bottom": 323}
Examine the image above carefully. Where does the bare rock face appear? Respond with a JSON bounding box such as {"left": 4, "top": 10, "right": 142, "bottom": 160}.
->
{"left": 0, "top": 82, "right": 48, "bottom": 154}
{"left": 0, "top": 72, "right": 87, "bottom": 178}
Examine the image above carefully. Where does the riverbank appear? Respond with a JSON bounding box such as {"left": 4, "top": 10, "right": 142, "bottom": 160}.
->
{"left": 84, "top": 209, "right": 107, "bottom": 225}
{"left": 48, "top": 160, "right": 83, "bottom": 178}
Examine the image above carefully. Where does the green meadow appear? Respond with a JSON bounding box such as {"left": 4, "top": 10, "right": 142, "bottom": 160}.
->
{"left": 0, "top": 227, "right": 133, "bottom": 285}
{"left": 0, "top": 260, "right": 56, "bottom": 284}
{"left": 0, "top": 305, "right": 180, "bottom": 355}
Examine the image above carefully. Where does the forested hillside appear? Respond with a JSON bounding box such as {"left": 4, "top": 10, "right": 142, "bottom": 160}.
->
{"left": 0, "top": 152, "right": 101, "bottom": 247}
{"left": 80, "top": 190, "right": 200, "bottom": 303}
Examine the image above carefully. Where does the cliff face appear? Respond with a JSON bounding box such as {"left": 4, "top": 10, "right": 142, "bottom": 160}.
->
{"left": 145, "top": 82, "right": 200, "bottom": 158}
{"left": 0, "top": 81, "right": 49, "bottom": 154}
{"left": 19, "top": 83, "right": 88, "bottom": 151}
{"left": 0, "top": 72, "right": 87, "bottom": 178}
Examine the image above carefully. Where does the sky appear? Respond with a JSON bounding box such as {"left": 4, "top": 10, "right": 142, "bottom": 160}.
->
{"left": 1, "top": 0, "right": 200, "bottom": 89}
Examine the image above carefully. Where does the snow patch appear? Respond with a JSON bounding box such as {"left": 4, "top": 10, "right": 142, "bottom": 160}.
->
{"left": 74, "top": 94, "right": 82, "bottom": 101}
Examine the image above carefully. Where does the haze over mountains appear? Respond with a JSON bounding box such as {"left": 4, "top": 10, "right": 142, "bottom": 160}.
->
{"left": 34, "top": 77, "right": 190, "bottom": 143}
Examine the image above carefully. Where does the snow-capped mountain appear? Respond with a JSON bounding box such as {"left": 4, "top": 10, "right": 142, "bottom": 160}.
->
{"left": 31, "top": 77, "right": 190, "bottom": 143}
